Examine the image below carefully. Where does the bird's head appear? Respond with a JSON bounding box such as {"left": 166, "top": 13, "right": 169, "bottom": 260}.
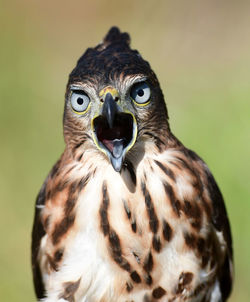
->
{"left": 63, "top": 27, "right": 170, "bottom": 172}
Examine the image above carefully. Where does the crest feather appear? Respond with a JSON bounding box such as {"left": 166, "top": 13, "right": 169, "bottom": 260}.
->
{"left": 103, "top": 26, "right": 130, "bottom": 47}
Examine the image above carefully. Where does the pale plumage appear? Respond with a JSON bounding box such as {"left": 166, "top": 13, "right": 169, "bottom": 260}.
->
{"left": 32, "top": 27, "right": 233, "bottom": 302}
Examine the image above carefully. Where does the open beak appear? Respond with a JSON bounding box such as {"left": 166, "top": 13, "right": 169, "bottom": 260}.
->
{"left": 91, "top": 89, "right": 137, "bottom": 172}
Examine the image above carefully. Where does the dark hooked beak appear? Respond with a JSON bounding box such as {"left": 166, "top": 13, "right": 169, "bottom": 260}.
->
{"left": 92, "top": 91, "right": 137, "bottom": 172}
{"left": 102, "top": 92, "right": 118, "bottom": 128}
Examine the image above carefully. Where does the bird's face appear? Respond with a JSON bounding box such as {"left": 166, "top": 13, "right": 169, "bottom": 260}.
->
{"left": 63, "top": 28, "right": 169, "bottom": 172}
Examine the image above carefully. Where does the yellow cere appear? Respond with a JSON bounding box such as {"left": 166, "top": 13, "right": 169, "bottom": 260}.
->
{"left": 99, "top": 86, "right": 119, "bottom": 99}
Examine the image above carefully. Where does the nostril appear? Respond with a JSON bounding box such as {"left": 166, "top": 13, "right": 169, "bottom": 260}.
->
{"left": 100, "top": 98, "right": 104, "bottom": 103}
{"left": 114, "top": 97, "right": 119, "bottom": 102}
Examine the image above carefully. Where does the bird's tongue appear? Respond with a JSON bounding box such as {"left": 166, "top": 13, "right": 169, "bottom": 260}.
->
{"left": 102, "top": 138, "right": 125, "bottom": 159}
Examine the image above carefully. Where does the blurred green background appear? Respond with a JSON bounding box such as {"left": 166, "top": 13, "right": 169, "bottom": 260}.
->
{"left": 0, "top": 0, "right": 249, "bottom": 301}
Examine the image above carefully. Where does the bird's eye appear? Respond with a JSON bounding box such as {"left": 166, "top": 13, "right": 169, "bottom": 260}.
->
{"left": 130, "top": 82, "right": 151, "bottom": 105}
{"left": 70, "top": 91, "right": 90, "bottom": 114}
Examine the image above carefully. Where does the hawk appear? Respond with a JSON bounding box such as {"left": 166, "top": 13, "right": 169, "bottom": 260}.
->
{"left": 32, "top": 27, "right": 233, "bottom": 302}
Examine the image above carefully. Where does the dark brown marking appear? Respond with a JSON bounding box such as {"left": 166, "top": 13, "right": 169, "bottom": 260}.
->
{"left": 197, "top": 237, "right": 206, "bottom": 255}
{"left": 141, "top": 181, "right": 159, "bottom": 233}
{"left": 152, "top": 235, "right": 161, "bottom": 252}
{"left": 99, "top": 181, "right": 110, "bottom": 236}
{"left": 186, "top": 149, "right": 199, "bottom": 161}
{"left": 68, "top": 181, "right": 78, "bottom": 197}
{"left": 64, "top": 197, "right": 77, "bottom": 216}
{"left": 125, "top": 160, "right": 137, "bottom": 186}
{"left": 64, "top": 177, "right": 88, "bottom": 215}
{"left": 52, "top": 214, "right": 75, "bottom": 245}
{"left": 32, "top": 180, "right": 48, "bottom": 298}
{"left": 162, "top": 220, "right": 172, "bottom": 241}
{"left": 183, "top": 200, "right": 200, "bottom": 219}
{"left": 183, "top": 200, "right": 202, "bottom": 230}
{"left": 204, "top": 169, "right": 229, "bottom": 247}
{"left": 109, "top": 230, "right": 131, "bottom": 271}
{"left": 108, "top": 230, "right": 131, "bottom": 272}
{"left": 176, "top": 157, "right": 195, "bottom": 175}
{"left": 130, "top": 271, "right": 141, "bottom": 283}
{"left": 65, "top": 164, "right": 76, "bottom": 175}
{"left": 210, "top": 258, "right": 216, "bottom": 269}
{"left": 54, "top": 248, "right": 64, "bottom": 262}
{"left": 192, "top": 282, "right": 206, "bottom": 297}
{"left": 181, "top": 272, "right": 193, "bottom": 285}
{"left": 192, "top": 182, "right": 200, "bottom": 193}
{"left": 123, "top": 200, "right": 137, "bottom": 233}
{"left": 201, "top": 252, "right": 210, "bottom": 268}
{"left": 72, "top": 142, "right": 83, "bottom": 154}
{"left": 59, "top": 278, "right": 81, "bottom": 302}
{"left": 123, "top": 200, "right": 131, "bottom": 219}
{"left": 50, "top": 179, "right": 70, "bottom": 199}
{"left": 198, "top": 233, "right": 213, "bottom": 268}
{"left": 145, "top": 274, "right": 153, "bottom": 285}
{"left": 92, "top": 167, "right": 97, "bottom": 176}
{"left": 163, "top": 182, "right": 181, "bottom": 217}
{"left": 131, "top": 220, "right": 137, "bottom": 233}
{"left": 132, "top": 251, "right": 140, "bottom": 263}
{"left": 175, "top": 200, "right": 181, "bottom": 214}
{"left": 58, "top": 178, "right": 71, "bottom": 192}
{"left": 191, "top": 220, "right": 202, "bottom": 230}
{"left": 152, "top": 286, "right": 166, "bottom": 299}
{"left": 52, "top": 178, "right": 85, "bottom": 245}
{"left": 126, "top": 282, "right": 133, "bottom": 292}
{"left": 143, "top": 252, "right": 153, "bottom": 272}
{"left": 47, "top": 253, "right": 58, "bottom": 271}
{"left": 169, "top": 160, "right": 180, "bottom": 169}
{"left": 219, "top": 254, "right": 232, "bottom": 300}
{"left": 77, "top": 153, "right": 84, "bottom": 161}
{"left": 154, "top": 160, "right": 175, "bottom": 181}
{"left": 53, "top": 180, "right": 76, "bottom": 212}
{"left": 175, "top": 272, "right": 194, "bottom": 294}
{"left": 183, "top": 232, "right": 196, "bottom": 249}
{"left": 78, "top": 173, "right": 91, "bottom": 191}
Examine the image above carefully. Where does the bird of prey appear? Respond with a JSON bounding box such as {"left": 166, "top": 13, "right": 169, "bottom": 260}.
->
{"left": 32, "top": 27, "right": 233, "bottom": 302}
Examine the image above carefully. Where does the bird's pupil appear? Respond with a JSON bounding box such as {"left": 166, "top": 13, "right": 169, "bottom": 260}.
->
{"left": 77, "top": 97, "right": 84, "bottom": 105}
{"left": 138, "top": 89, "right": 144, "bottom": 97}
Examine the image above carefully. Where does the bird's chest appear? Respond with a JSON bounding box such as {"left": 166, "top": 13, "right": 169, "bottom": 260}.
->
{"left": 43, "top": 156, "right": 212, "bottom": 301}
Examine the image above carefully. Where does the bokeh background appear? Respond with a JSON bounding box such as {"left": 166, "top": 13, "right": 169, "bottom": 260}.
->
{"left": 0, "top": 0, "right": 249, "bottom": 301}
